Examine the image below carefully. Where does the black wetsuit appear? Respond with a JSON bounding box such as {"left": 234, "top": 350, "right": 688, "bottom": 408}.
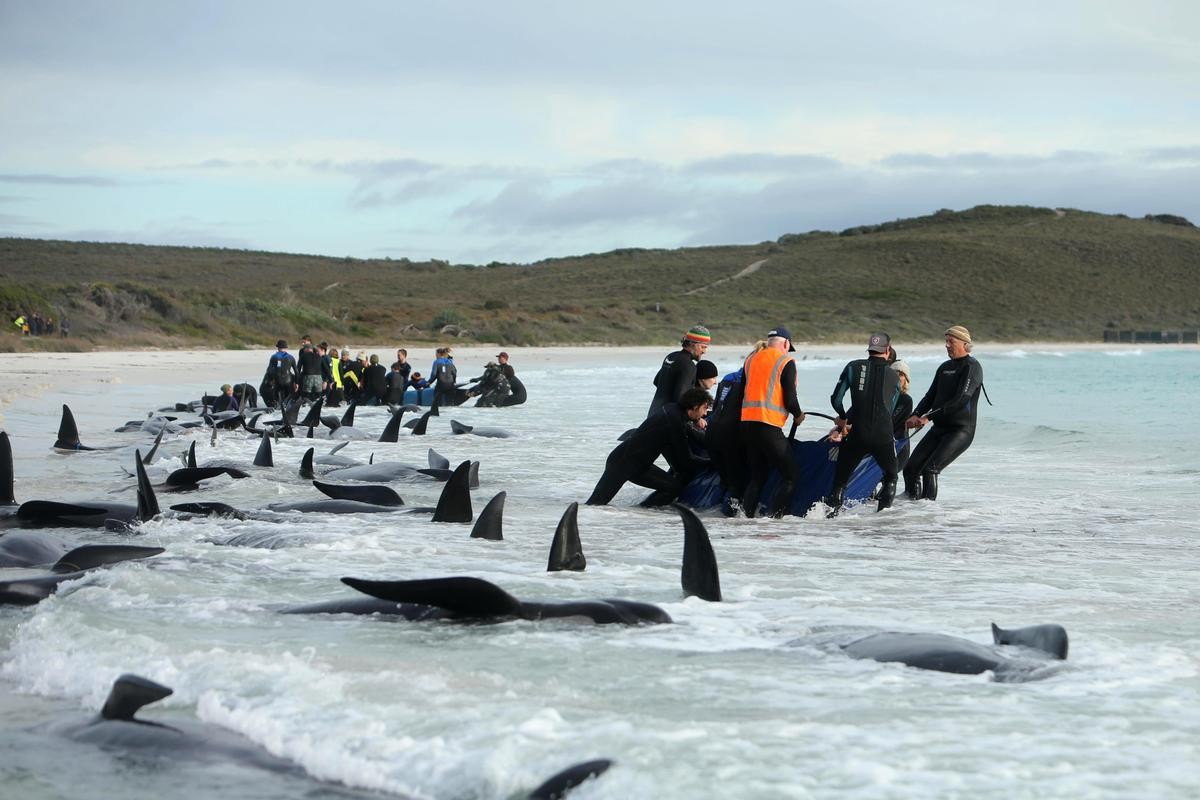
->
{"left": 297, "top": 347, "right": 325, "bottom": 401}
{"left": 827, "top": 357, "right": 902, "bottom": 511}
{"left": 892, "top": 392, "right": 914, "bottom": 472}
{"left": 362, "top": 364, "right": 388, "bottom": 405}
{"left": 497, "top": 374, "right": 527, "bottom": 406}
{"left": 904, "top": 355, "right": 984, "bottom": 500}
{"left": 646, "top": 349, "right": 697, "bottom": 418}
{"left": 384, "top": 370, "right": 408, "bottom": 405}
{"left": 432, "top": 358, "right": 459, "bottom": 408}
{"left": 705, "top": 371, "right": 748, "bottom": 502}
{"left": 261, "top": 351, "right": 298, "bottom": 408}
{"left": 586, "top": 403, "right": 708, "bottom": 506}
{"left": 740, "top": 360, "right": 804, "bottom": 518}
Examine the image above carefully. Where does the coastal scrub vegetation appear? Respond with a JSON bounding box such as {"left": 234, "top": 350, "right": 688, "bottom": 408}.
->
{"left": 2, "top": 205, "right": 1197, "bottom": 349}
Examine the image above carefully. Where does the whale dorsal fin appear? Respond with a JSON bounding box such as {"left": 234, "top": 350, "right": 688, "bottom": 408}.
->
{"left": 470, "top": 492, "right": 505, "bottom": 540}
{"left": 141, "top": 429, "right": 165, "bottom": 465}
{"left": 674, "top": 503, "right": 721, "bottom": 601}
{"left": 299, "top": 398, "right": 323, "bottom": 429}
{"left": 300, "top": 447, "right": 315, "bottom": 479}
{"left": 134, "top": 450, "right": 160, "bottom": 521}
{"left": 411, "top": 410, "right": 433, "bottom": 436}
{"left": 547, "top": 502, "right": 585, "bottom": 572}
{"left": 253, "top": 433, "right": 273, "bottom": 468}
{"left": 328, "top": 441, "right": 348, "bottom": 455}
{"left": 379, "top": 408, "right": 405, "bottom": 443}
{"left": 0, "top": 431, "right": 15, "bottom": 506}
{"left": 427, "top": 448, "right": 450, "bottom": 470}
{"left": 431, "top": 461, "right": 473, "bottom": 523}
{"left": 449, "top": 420, "right": 472, "bottom": 435}
{"left": 101, "top": 674, "right": 173, "bottom": 721}
{"left": 54, "top": 404, "right": 84, "bottom": 450}
{"left": 341, "top": 576, "right": 521, "bottom": 617}
{"left": 340, "top": 401, "right": 357, "bottom": 428}
{"left": 186, "top": 441, "right": 198, "bottom": 469}
{"left": 991, "top": 623, "right": 1069, "bottom": 660}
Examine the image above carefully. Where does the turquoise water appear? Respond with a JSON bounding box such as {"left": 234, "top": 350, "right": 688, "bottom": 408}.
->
{"left": 1, "top": 346, "right": 1197, "bottom": 799}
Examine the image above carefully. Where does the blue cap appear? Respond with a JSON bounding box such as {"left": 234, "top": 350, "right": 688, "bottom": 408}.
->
{"left": 767, "top": 326, "right": 796, "bottom": 351}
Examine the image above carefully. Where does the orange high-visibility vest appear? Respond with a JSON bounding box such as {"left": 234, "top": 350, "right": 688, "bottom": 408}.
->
{"left": 740, "top": 348, "right": 793, "bottom": 427}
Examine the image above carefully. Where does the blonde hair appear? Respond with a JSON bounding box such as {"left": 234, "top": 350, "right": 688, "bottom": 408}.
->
{"left": 747, "top": 340, "right": 768, "bottom": 357}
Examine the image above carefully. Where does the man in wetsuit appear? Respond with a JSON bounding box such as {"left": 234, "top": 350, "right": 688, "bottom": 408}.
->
{"left": 262, "top": 340, "right": 298, "bottom": 408}
{"left": 494, "top": 352, "right": 527, "bottom": 406}
{"left": 586, "top": 388, "right": 713, "bottom": 506}
{"left": 903, "top": 325, "right": 984, "bottom": 501}
{"left": 646, "top": 325, "right": 710, "bottom": 418}
{"left": 739, "top": 326, "right": 805, "bottom": 518}
{"left": 824, "top": 333, "right": 903, "bottom": 515}
{"left": 296, "top": 341, "right": 325, "bottom": 403}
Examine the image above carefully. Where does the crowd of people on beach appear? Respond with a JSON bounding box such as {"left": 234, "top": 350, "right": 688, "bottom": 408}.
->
{"left": 252, "top": 337, "right": 525, "bottom": 410}
{"left": 586, "top": 323, "right": 985, "bottom": 518}
{"left": 11, "top": 311, "right": 69, "bottom": 337}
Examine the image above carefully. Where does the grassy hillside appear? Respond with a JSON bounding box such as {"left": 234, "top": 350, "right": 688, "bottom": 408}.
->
{"left": 3, "top": 205, "right": 1198, "bottom": 350}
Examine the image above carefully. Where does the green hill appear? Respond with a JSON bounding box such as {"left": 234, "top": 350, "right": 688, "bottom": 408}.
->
{"left": 3, "top": 205, "right": 1198, "bottom": 350}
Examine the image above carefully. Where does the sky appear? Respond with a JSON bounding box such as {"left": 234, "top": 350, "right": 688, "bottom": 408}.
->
{"left": 1, "top": 1, "right": 1198, "bottom": 264}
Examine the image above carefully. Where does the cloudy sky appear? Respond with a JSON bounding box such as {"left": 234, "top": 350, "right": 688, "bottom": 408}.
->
{"left": 2, "top": 1, "right": 1197, "bottom": 263}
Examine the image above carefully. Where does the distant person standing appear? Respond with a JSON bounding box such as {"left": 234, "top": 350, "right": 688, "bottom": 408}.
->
{"left": 296, "top": 341, "right": 325, "bottom": 403}
{"left": 903, "top": 325, "right": 984, "bottom": 501}
{"left": 262, "top": 339, "right": 298, "bottom": 408}
{"left": 824, "top": 333, "right": 903, "bottom": 515}
{"left": 494, "top": 351, "right": 527, "bottom": 406}
{"left": 647, "top": 325, "right": 711, "bottom": 418}
{"left": 390, "top": 348, "right": 412, "bottom": 391}
{"left": 431, "top": 346, "right": 459, "bottom": 407}
{"left": 60, "top": 316, "right": 71, "bottom": 337}
{"left": 363, "top": 354, "right": 388, "bottom": 405}
{"left": 739, "top": 326, "right": 805, "bottom": 518}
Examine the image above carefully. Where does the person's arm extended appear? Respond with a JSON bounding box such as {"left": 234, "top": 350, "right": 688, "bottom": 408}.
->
{"left": 780, "top": 361, "right": 804, "bottom": 421}
{"left": 929, "top": 358, "right": 983, "bottom": 423}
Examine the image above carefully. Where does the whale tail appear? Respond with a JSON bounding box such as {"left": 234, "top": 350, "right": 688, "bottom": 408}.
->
{"left": 470, "top": 492, "right": 505, "bottom": 540}
{"left": 341, "top": 575, "right": 522, "bottom": 617}
{"left": 300, "top": 447, "right": 315, "bottom": 479}
{"left": 431, "top": 461, "right": 473, "bottom": 523}
{"left": 1, "top": 431, "right": 15, "bottom": 505}
{"left": 101, "top": 674, "right": 173, "bottom": 721}
{"left": 379, "top": 407, "right": 405, "bottom": 443}
{"left": 547, "top": 503, "right": 585, "bottom": 572}
{"left": 313, "top": 480, "right": 404, "bottom": 507}
{"left": 528, "top": 758, "right": 614, "bottom": 800}
{"left": 991, "top": 623, "right": 1069, "bottom": 660}
{"left": 253, "top": 433, "right": 273, "bottom": 467}
{"left": 54, "top": 404, "right": 89, "bottom": 450}
{"left": 134, "top": 450, "right": 160, "bottom": 521}
{"left": 673, "top": 503, "right": 722, "bottom": 601}
{"left": 52, "top": 544, "right": 165, "bottom": 573}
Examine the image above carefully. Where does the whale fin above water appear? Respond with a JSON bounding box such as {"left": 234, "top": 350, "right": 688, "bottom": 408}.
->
{"left": 410, "top": 409, "right": 434, "bottom": 436}
{"left": 470, "top": 492, "right": 505, "bottom": 540}
{"left": 185, "top": 441, "right": 198, "bottom": 469}
{"left": 379, "top": 408, "right": 405, "bottom": 443}
{"left": 52, "top": 544, "right": 165, "bottom": 573}
{"left": 673, "top": 503, "right": 722, "bottom": 602}
{"left": 427, "top": 448, "right": 450, "bottom": 470}
{"left": 547, "top": 503, "right": 585, "bottom": 572}
{"left": 312, "top": 480, "right": 404, "bottom": 507}
{"left": 300, "top": 447, "right": 315, "bottom": 479}
{"left": 1, "top": 431, "right": 15, "bottom": 506}
{"left": 991, "top": 622, "right": 1068, "bottom": 660}
{"left": 100, "top": 674, "right": 173, "bottom": 721}
{"left": 341, "top": 576, "right": 523, "bottom": 618}
{"left": 340, "top": 401, "right": 357, "bottom": 428}
{"left": 528, "top": 758, "right": 614, "bottom": 800}
{"left": 54, "top": 405, "right": 97, "bottom": 451}
{"left": 141, "top": 429, "right": 165, "bottom": 465}
{"left": 298, "top": 398, "right": 324, "bottom": 429}
{"left": 253, "top": 434, "right": 273, "bottom": 468}
{"left": 134, "top": 449, "right": 160, "bottom": 520}
{"left": 431, "top": 461, "right": 473, "bottom": 523}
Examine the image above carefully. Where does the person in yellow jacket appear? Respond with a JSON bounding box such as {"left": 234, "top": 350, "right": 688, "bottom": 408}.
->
{"left": 13, "top": 314, "right": 26, "bottom": 335}
{"left": 739, "top": 325, "right": 805, "bottom": 518}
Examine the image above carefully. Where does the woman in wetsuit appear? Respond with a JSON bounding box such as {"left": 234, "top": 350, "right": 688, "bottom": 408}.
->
{"left": 903, "top": 325, "right": 984, "bottom": 501}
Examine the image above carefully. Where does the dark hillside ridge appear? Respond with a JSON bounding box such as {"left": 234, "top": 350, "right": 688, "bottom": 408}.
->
{"left": 3, "top": 206, "right": 1198, "bottom": 349}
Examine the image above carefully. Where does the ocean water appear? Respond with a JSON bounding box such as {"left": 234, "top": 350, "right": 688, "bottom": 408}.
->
{"left": 1, "top": 346, "right": 1197, "bottom": 800}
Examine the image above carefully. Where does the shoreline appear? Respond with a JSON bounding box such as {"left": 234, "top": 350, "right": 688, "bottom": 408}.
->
{"left": 0, "top": 341, "right": 1181, "bottom": 424}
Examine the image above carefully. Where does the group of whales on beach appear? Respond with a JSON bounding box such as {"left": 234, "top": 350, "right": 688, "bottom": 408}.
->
{"left": 1, "top": 390, "right": 1070, "bottom": 797}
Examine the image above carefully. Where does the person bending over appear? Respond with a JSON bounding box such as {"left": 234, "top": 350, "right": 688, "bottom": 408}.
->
{"left": 587, "top": 388, "right": 712, "bottom": 506}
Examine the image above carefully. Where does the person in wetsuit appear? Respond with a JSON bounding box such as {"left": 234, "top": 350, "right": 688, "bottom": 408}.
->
{"left": 492, "top": 352, "right": 528, "bottom": 406}
{"left": 212, "top": 383, "right": 240, "bottom": 413}
{"left": 703, "top": 344, "right": 765, "bottom": 512}
{"left": 646, "top": 325, "right": 710, "bottom": 418}
{"left": 890, "top": 360, "right": 914, "bottom": 472}
{"left": 431, "top": 347, "right": 461, "bottom": 407}
{"left": 362, "top": 354, "right": 388, "bottom": 405}
{"left": 296, "top": 342, "right": 325, "bottom": 403}
{"left": 903, "top": 325, "right": 984, "bottom": 501}
{"left": 586, "top": 387, "right": 713, "bottom": 506}
{"left": 261, "top": 340, "right": 298, "bottom": 408}
{"left": 739, "top": 326, "right": 805, "bottom": 518}
{"left": 824, "top": 333, "right": 903, "bottom": 515}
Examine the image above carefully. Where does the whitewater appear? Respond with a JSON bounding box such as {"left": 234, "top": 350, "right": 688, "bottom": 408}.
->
{"left": 0, "top": 344, "right": 1197, "bottom": 799}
